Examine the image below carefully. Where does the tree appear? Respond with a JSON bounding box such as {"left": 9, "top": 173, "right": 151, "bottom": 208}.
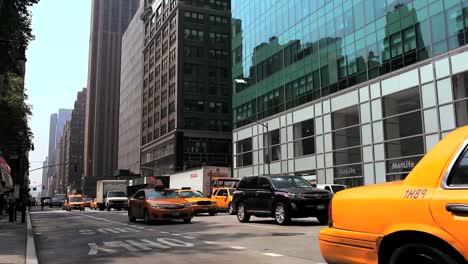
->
{"left": 0, "top": 0, "right": 40, "bottom": 74}
{"left": 0, "top": 72, "right": 33, "bottom": 153}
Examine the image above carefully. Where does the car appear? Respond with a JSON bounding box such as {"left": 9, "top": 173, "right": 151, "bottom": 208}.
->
{"left": 233, "top": 175, "right": 332, "bottom": 225}
{"left": 83, "top": 198, "right": 92, "bottom": 208}
{"left": 90, "top": 198, "right": 97, "bottom": 210}
{"left": 65, "top": 195, "right": 85, "bottom": 211}
{"left": 176, "top": 188, "right": 218, "bottom": 216}
{"left": 319, "top": 126, "right": 468, "bottom": 264}
{"left": 211, "top": 187, "right": 236, "bottom": 214}
{"left": 315, "top": 184, "right": 349, "bottom": 195}
{"left": 42, "top": 198, "right": 51, "bottom": 206}
{"left": 50, "top": 197, "right": 65, "bottom": 208}
{"left": 128, "top": 186, "right": 194, "bottom": 224}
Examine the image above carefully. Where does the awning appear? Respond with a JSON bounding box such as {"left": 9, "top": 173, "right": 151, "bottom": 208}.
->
{"left": 0, "top": 156, "right": 13, "bottom": 193}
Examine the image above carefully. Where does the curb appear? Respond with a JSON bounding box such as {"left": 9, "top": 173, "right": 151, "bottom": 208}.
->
{"left": 26, "top": 211, "right": 39, "bottom": 264}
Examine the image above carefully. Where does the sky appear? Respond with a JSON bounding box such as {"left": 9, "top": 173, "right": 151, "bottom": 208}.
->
{"left": 25, "top": 0, "right": 91, "bottom": 194}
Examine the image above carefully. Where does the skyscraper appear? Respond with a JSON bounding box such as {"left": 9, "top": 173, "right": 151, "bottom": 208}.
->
{"left": 118, "top": 0, "right": 144, "bottom": 175}
{"left": 41, "top": 157, "right": 48, "bottom": 196}
{"left": 83, "top": 0, "right": 139, "bottom": 196}
{"left": 47, "top": 109, "right": 71, "bottom": 196}
{"left": 139, "top": 0, "right": 232, "bottom": 177}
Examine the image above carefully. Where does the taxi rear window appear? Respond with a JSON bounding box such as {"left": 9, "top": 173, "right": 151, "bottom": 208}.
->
{"left": 70, "top": 197, "right": 82, "bottom": 202}
{"left": 179, "top": 191, "right": 206, "bottom": 198}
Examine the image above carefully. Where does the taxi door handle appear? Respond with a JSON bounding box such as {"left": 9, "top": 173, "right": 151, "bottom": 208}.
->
{"left": 446, "top": 203, "right": 468, "bottom": 215}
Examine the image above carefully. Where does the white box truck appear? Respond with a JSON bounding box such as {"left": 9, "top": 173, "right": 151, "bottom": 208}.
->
{"left": 96, "top": 180, "right": 128, "bottom": 211}
{"left": 169, "top": 166, "right": 236, "bottom": 195}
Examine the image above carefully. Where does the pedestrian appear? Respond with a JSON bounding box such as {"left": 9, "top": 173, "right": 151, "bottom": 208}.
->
{"left": 7, "top": 195, "right": 15, "bottom": 222}
{"left": 41, "top": 198, "right": 44, "bottom": 211}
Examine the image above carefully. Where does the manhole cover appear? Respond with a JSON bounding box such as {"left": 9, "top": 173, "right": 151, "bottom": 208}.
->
{"left": 271, "top": 233, "right": 304, "bottom": 237}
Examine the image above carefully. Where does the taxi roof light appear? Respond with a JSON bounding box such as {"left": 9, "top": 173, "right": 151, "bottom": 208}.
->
{"left": 181, "top": 187, "right": 192, "bottom": 190}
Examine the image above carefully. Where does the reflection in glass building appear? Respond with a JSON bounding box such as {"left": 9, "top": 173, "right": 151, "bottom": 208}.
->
{"left": 232, "top": 0, "right": 468, "bottom": 187}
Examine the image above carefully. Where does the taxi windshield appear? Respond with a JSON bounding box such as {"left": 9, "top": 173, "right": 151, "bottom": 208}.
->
{"left": 228, "top": 189, "right": 235, "bottom": 196}
{"left": 270, "top": 176, "right": 312, "bottom": 189}
{"left": 216, "top": 179, "right": 239, "bottom": 188}
{"left": 179, "top": 191, "right": 206, "bottom": 198}
{"left": 332, "top": 185, "right": 346, "bottom": 193}
{"left": 147, "top": 190, "right": 180, "bottom": 199}
{"left": 69, "top": 197, "right": 83, "bottom": 202}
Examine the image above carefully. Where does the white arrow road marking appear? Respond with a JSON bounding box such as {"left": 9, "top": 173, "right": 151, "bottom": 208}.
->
{"left": 125, "top": 239, "right": 170, "bottom": 250}
{"left": 88, "top": 243, "right": 117, "bottom": 255}
{"left": 103, "top": 241, "right": 138, "bottom": 252}
{"left": 157, "top": 238, "right": 194, "bottom": 247}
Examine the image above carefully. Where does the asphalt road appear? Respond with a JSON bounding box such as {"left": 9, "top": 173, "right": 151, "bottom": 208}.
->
{"left": 30, "top": 207, "right": 327, "bottom": 264}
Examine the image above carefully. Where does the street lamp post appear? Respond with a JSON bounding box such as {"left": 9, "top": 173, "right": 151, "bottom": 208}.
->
{"left": 237, "top": 117, "right": 270, "bottom": 175}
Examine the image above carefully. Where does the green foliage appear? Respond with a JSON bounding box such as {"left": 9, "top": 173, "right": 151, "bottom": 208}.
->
{"left": 0, "top": 72, "right": 33, "bottom": 152}
{"left": 0, "top": 0, "right": 40, "bottom": 73}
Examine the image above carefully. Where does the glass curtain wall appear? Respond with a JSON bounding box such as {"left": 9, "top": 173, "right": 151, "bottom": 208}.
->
{"left": 232, "top": 0, "right": 468, "bottom": 128}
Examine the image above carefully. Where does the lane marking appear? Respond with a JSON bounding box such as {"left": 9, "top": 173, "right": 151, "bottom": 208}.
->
{"left": 125, "top": 239, "right": 170, "bottom": 250}
{"left": 171, "top": 233, "right": 181, "bottom": 236}
{"left": 263, "top": 253, "right": 284, "bottom": 257}
{"left": 73, "top": 212, "right": 129, "bottom": 226}
{"left": 182, "top": 236, "right": 195, "bottom": 240}
{"left": 160, "top": 231, "right": 169, "bottom": 234}
{"left": 230, "top": 246, "right": 246, "bottom": 250}
{"left": 88, "top": 243, "right": 117, "bottom": 255}
{"left": 203, "top": 241, "right": 218, "bottom": 245}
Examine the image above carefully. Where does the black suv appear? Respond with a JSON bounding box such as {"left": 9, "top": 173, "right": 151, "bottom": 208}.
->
{"left": 232, "top": 175, "right": 332, "bottom": 225}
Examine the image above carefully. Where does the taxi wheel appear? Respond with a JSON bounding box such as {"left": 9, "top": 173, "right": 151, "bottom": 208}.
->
{"left": 389, "top": 243, "right": 459, "bottom": 264}
{"left": 128, "top": 212, "right": 136, "bottom": 222}
{"left": 274, "top": 203, "right": 290, "bottom": 225}
{"left": 228, "top": 203, "right": 235, "bottom": 215}
{"left": 209, "top": 212, "right": 216, "bottom": 216}
{"left": 237, "top": 203, "right": 250, "bottom": 223}
{"left": 183, "top": 218, "right": 192, "bottom": 224}
{"left": 143, "top": 209, "right": 151, "bottom": 225}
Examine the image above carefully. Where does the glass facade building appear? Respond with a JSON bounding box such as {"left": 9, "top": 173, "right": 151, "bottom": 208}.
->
{"left": 232, "top": 0, "right": 468, "bottom": 186}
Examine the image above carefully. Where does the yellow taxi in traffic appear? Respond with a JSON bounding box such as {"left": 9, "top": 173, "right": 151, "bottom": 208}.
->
{"left": 211, "top": 187, "right": 235, "bottom": 214}
{"left": 65, "top": 194, "right": 85, "bottom": 211}
{"left": 319, "top": 126, "right": 468, "bottom": 264}
{"left": 90, "top": 198, "right": 97, "bottom": 210}
{"left": 176, "top": 188, "right": 218, "bottom": 216}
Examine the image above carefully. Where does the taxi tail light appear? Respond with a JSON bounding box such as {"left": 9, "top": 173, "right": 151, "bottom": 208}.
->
{"left": 328, "top": 199, "right": 333, "bottom": 227}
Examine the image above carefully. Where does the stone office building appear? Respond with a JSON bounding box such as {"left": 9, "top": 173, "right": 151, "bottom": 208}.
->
{"left": 231, "top": 0, "right": 468, "bottom": 186}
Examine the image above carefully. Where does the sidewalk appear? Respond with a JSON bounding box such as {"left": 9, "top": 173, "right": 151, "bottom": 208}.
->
{"left": 0, "top": 211, "right": 38, "bottom": 264}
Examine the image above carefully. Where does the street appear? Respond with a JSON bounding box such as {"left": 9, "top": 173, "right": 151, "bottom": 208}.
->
{"left": 30, "top": 207, "right": 326, "bottom": 264}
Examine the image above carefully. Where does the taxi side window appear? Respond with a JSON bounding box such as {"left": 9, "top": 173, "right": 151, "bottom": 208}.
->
{"left": 212, "top": 190, "right": 219, "bottom": 196}
{"left": 217, "top": 189, "right": 228, "bottom": 196}
{"left": 134, "top": 190, "right": 145, "bottom": 199}
{"left": 448, "top": 147, "right": 468, "bottom": 186}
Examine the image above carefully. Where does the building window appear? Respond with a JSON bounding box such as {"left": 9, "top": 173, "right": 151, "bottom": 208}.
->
{"left": 208, "top": 102, "right": 227, "bottom": 113}
{"left": 209, "top": 32, "right": 228, "bottom": 43}
{"left": 161, "top": 107, "right": 167, "bottom": 118}
{"left": 169, "top": 48, "right": 176, "bottom": 63}
{"left": 168, "top": 119, "right": 175, "bottom": 131}
{"left": 184, "top": 46, "right": 203, "bottom": 58}
{"left": 170, "top": 32, "right": 177, "bottom": 46}
{"left": 168, "top": 101, "right": 175, "bottom": 114}
{"left": 236, "top": 138, "right": 253, "bottom": 167}
{"left": 184, "top": 29, "right": 204, "bottom": 41}
{"left": 161, "top": 124, "right": 167, "bottom": 135}
{"left": 382, "top": 87, "right": 424, "bottom": 182}
{"left": 184, "top": 100, "right": 204, "bottom": 112}
{"left": 332, "top": 105, "right": 363, "bottom": 187}
{"left": 453, "top": 70, "right": 468, "bottom": 127}
{"left": 293, "top": 118, "right": 315, "bottom": 157}
{"left": 169, "top": 84, "right": 176, "bottom": 97}
{"left": 169, "top": 66, "right": 176, "bottom": 80}
{"left": 170, "top": 15, "right": 177, "bottom": 28}
{"left": 161, "top": 90, "right": 167, "bottom": 102}
{"left": 264, "top": 129, "right": 281, "bottom": 162}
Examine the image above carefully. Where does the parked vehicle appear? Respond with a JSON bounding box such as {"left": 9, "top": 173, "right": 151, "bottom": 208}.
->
{"left": 169, "top": 166, "right": 237, "bottom": 197}
{"left": 43, "top": 198, "right": 51, "bottom": 206}
{"left": 128, "top": 186, "right": 193, "bottom": 224}
{"left": 211, "top": 187, "right": 236, "bottom": 214}
{"left": 315, "top": 184, "right": 348, "bottom": 195}
{"left": 319, "top": 126, "right": 468, "bottom": 264}
{"left": 233, "top": 175, "right": 332, "bottom": 225}
{"left": 96, "top": 180, "right": 128, "bottom": 211}
{"left": 65, "top": 194, "right": 85, "bottom": 211}
{"left": 176, "top": 188, "right": 218, "bottom": 215}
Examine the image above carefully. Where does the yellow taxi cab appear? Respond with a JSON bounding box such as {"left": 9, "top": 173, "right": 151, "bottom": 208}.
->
{"left": 128, "top": 185, "right": 193, "bottom": 224}
{"left": 319, "top": 126, "right": 468, "bottom": 264}
{"left": 211, "top": 187, "right": 235, "bottom": 214}
{"left": 176, "top": 188, "right": 218, "bottom": 216}
{"left": 65, "top": 194, "right": 85, "bottom": 211}
{"left": 90, "top": 198, "right": 97, "bottom": 210}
